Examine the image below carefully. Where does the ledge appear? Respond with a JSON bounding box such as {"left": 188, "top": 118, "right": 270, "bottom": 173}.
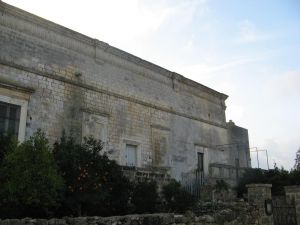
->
{"left": 0, "top": 59, "right": 228, "bottom": 130}
{"left": 0, "top": 1, "right": 228, "bottom": 101}
{"left": 246, "top": 184, "right": 272, "bottom": 188}
{"left": 0, "top": 77, "right": 35, "bottom": 94}
{"left": 284, "top": 186, "right": 300, "bottom": 192}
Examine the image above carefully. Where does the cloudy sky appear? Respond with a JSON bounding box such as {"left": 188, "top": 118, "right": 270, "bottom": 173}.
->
{"left": 4, "top": 0, "right": 300, "bottom": 169}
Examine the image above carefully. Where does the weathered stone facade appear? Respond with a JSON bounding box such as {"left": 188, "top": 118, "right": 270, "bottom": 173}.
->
{"left": 285, "top": 186, "right": 300, "bottom": 225}
{"left": 0, "top": 2, "right": 250, "bottom": 183}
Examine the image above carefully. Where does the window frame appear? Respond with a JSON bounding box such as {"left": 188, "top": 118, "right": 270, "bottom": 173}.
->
{"left": 0, "top": 95, "right": 28, "bottom": 142}
{"left": 125, "top": 144, "right": 138, "bottom": 167}
{"left": 122, "top": 139, "right": 141, "bottom": 167}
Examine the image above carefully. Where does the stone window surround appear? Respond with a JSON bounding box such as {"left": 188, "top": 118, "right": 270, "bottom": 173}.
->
{"left": 194, "top": 144, "right": 212, "bottom": 176}
{"left": 0, "top": 94, "right": 28, "bottom": 142}
{"left": 122, "top": 139, "right": 142, "bottom": 167}
{"left": 81, "top": 110, "right": 109, "bottom": 151}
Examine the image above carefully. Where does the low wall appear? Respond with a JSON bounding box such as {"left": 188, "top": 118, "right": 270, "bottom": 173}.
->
{"left": 0, "top": 202, "right": 260, "bottom": 225}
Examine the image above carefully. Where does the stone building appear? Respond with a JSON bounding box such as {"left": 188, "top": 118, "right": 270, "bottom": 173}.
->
{"left": 0, "top": 2, "right": 250, "bottom": 185}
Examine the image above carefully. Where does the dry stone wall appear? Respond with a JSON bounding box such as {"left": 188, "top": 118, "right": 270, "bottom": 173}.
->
{"left": 0, "top": 203, "right": 261, "bottom": 225}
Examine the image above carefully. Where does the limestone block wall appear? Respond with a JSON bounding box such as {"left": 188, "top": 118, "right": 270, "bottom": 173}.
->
{"left": 0, "top": 203, "right": 261, "bottom": 225}
{"left": 0, "top": 2, "right": 250, "bottom": 181}
{"left": 285, "top": 186, "right": 300, "bottom": 225}
{"left": 247, "top": 184, "right": 273, "bottom": 225}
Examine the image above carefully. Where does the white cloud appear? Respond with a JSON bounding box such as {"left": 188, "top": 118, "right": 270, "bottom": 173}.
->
{"left": 266, "top": 70, "right": 300, "bottom": 98}
{"left": 177, "top": 55, "right": 265, "bottom": 78}
{"left": 3, "top": 0, "right": 202, "bottom": 48}
{"left": 236, "top": 20, "right": 270, "bottom": 43}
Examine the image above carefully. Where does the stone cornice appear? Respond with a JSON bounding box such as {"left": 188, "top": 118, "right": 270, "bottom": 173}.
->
{"left": 0, "top": 59, "right": 228, "bottom": 130}
{"left": 0, "top": 1, "right": 228, "bottom": 102}
{"left": 0, "top": 76, "right": 35, "bottom": 94}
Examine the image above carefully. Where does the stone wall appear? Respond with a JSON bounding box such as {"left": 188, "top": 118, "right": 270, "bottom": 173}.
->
{"left": 285, "top": 186, "right": 300, "bottom": 225}
{"left": 0, "top": 202, "right": 261, "bottom": 225}
{"left": 247, "top": 184, "right": 273, "bottom": 225}
{"left": 0, "top": 2, "right": 250, "bottom": 182}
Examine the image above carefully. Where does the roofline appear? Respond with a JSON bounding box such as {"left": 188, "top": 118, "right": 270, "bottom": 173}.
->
{"left": 0, "top": 1, "right": 228, "bottom": 100}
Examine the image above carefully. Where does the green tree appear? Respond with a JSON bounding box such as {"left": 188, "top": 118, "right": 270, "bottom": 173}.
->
{"left": 294, "top": 147, "right": 300, "bottom": 170}
{"left": 162, "top": 179, "right": 196, "bottom": 213}
{"left": 0, "top": 134, "right": 18, "bottom": 164}
{"left": 131, "top": 180, "right": 159, "bottom": 213}
{"left": 236, "top": 165, "right": 290, "bottom": 197}
{"left": 214, "top": 179, "right": 229, "bottom": 193}
{"left": 0, "top": 130, "right": 64, "bottom": 218}
{"left": 53, "top": 135, "right": 131, "bottom": 216}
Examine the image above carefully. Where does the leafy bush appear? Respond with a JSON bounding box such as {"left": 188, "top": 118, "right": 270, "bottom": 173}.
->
{"left": 0, "top": 130, "right": 64, "bottom": 218}
{"left": 131, "top": 180, "right": 159, "bottom": 213}
{"left": 0, "top": 134, "right": 17, "bottom": 164}
{"left": 53, "top": 135, "right": 131, "bottom": 216}
{"left": 214, "top": 180, "right": 229, "bottom": 193}
{"left": 289, "top": 169, "right": 300, "bottom": 185}
{"left": 162, "top": 179, "right": 196, "bottom": 213}
{"left": 294, "top": 147, "right": 300, "bottom": 170}
{"left": 236, "top": 166, "right": 291, "bottom": 197}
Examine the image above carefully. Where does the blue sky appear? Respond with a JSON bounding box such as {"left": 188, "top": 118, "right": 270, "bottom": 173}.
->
{"left": 4, "top": 0, "right": 300, "bottom": 169}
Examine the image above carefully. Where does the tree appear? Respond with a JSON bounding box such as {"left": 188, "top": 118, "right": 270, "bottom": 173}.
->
{"left": 236, "top": 165, "right": 290, "bottom": 197}
{"left": 0, "top": 134, "right": 18, "bottom": 164}
{"left": 131, "top": 180, "right": 159, "bottom": 213}
{"left": 162, "top": 179, "right": 196, "bottom": 213}
{"left": 0, "top": 130, "right": 64, "bottom": 218}
{"left": 53, "top": 135, "right": 131, "bottom": 216}
{"left": 294, "top": 147, "right": 300, "bottom": 170}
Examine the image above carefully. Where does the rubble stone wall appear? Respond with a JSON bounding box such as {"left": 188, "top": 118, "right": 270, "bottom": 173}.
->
{"left": 0, "top": 203, "right": 261, "bottom": 225}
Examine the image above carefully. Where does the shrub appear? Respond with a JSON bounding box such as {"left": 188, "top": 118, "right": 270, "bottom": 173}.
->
{"left": 236, "top": 166, "right": 291, "bottom": 197}
{"left": 214, "top": 180, "right": 229, "bottom": 193}
{"left": 0, "top": 130, "right": 64, "bottom": 218}
{"left": 162, "top": 179, "right": 196, "bottom": 213}
{"left": 131, "top": 180, "right": 159, "bottom": 213}
{"left": 0, "top": 134, "right": 18, "bottom": 164}
{"left": 53, "top": 135, "right": 131, "bottom": 216}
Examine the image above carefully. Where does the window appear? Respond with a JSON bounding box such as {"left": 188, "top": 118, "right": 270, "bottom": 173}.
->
{"left": 125, "top": 144, "right": 137, "bottom": 167}
{"left": 0, "top": 95, "right": 28, "bottom": 142}
{"left": 197, "top": 152, "right": 204, "bottom": 172}
{"left": 0, "top": 102, "right": 21, "bottom": 137}
{"left": 0, "top": 81, "right": 32, "bottom": 142}
{"left": 82, "top": 111, "right": 108, "bottom": 149}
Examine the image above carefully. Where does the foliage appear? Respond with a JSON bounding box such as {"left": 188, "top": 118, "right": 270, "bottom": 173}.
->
{"left": 0, "top": 134, "right": 18, "bottom": 164}
{"left": 214, "top": 180, "right": 229, "bottom": 193}
{"left": 294, "top": 147, "right": 300, "bottom": 170}
{"left": 162, "top": 179, "right": 196, "bottom": 213}
{"left": 0, "top": 130, "right": 64, "bottom": 218}
{"left": 289, "top": 169, "right": 300, "bottom": 185}
{"left": 131, "top": 180, "right": 159, "bottom": 213}
{"left": 53, "top": 134, "right": 131, "bottom": 216}
{"left": 236, "top": 166, "right": 291, "bottom": 197}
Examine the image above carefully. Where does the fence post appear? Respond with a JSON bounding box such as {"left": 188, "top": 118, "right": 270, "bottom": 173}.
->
{"left": 285, "top": 186, "right": 300, "bottom": 225}
{"left": 246, "top": 184, "right": 273, "bottom": 225}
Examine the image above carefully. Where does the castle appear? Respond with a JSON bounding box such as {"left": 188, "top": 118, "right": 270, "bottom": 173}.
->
{"left": 0, "top": 2, "right": 250, "bottom": 185}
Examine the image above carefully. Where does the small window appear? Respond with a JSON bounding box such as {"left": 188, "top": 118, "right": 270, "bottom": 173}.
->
{"left": 197, "top": 152, "right": 204, "bottom": 172}
{"left": 125, "top": 144, "right": 137, "bottom": 167}
{"left": 0, "top": 102, "right": 21, "bottom": 137}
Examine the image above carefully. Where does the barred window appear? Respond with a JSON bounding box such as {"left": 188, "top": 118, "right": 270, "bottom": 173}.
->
{"left": 125, "top": 144, "right": 137, "bottom": 167}
{"left": 0, "top": 102, "right": 21, "bottom": 137}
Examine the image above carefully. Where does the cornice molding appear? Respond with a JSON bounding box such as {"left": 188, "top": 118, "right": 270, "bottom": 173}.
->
{"left": 0, "top": 59, "right": 228, "bottom": 130}
{"left": 0, "top": 2, "right": 228, "bottom": 102}
{"left": 0, "top": 76, "right": 35, "bottom": 94}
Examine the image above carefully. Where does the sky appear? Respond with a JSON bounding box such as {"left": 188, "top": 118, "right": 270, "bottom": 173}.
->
{"left": 3, "top": 0, "right": 300, "bottom": 170}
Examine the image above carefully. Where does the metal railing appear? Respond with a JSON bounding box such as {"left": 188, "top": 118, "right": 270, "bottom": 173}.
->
{"left": 181, "top": 169, "right": 205, "bottom": 199}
